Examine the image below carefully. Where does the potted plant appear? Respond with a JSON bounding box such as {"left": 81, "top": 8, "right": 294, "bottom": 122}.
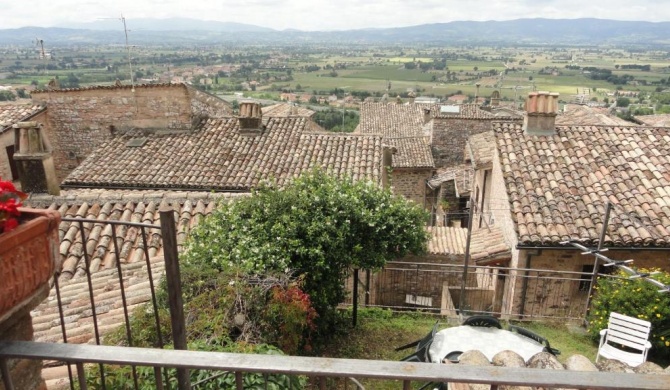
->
{"left": 0, "top": 177, "right": 61, "bottom": 320}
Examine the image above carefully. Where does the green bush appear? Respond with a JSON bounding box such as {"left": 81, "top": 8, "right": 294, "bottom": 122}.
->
{"left": 587, "top": 269, "right": 670, "bottom": 360}
{"left": 184, "top": 169, "right": 428, "bottom": 330}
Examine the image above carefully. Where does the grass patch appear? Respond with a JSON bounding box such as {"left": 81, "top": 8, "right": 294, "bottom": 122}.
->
{"left": 323, "top": 309, "right": 599, "bottom": 364}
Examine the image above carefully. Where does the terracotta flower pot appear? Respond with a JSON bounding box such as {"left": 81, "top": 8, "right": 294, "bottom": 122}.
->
{"left": 0, "top": 208, "right": 61, "bottom": 320}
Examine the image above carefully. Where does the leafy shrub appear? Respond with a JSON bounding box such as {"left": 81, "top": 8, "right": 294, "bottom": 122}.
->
{"left": 184, "top": 169, "right": 428, "bottom": 330}
{"left": 587, "top": 269, "right": 670, "bottom": 359}
{"left": 263, "top": 283, "right": 318, "bottom": 354}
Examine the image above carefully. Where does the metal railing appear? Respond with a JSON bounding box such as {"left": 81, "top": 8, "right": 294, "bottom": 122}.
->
{"left": 1, "top": 341, "right": 668, "bottom": 390}
{"left": 29, "top": 206, "right": 188, "bottom": 390}
{"left": 344, "top": 262, "right": 596, "bottom": 321}
{"left": 51, "top": 216, "right": 165, "bottom": 389}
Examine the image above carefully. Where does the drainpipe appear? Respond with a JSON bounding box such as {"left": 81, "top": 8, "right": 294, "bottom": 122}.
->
{"left": 518, "top": 249, "right": 541, "bottom": 318}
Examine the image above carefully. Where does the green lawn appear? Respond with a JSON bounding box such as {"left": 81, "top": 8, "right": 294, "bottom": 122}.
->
{"left": 319, "top": 309, "right": 601, "bottom": 389}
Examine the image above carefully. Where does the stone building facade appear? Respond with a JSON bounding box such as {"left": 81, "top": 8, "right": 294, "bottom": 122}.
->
{"left": 391, "top": 168, "right": 432, "bottom": 206}
{"left": 31, "top": 84, "right": 200, "bottom": 182}
{"left": 431, "top": 117, "right": 506, "bottom": 169}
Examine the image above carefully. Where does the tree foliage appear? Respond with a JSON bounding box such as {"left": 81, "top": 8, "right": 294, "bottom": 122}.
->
{"left": 184, "top": 170, "right": 428, "bottom": 326}
{"left": 312, "top": 108, "right": 359, "bottom": 132}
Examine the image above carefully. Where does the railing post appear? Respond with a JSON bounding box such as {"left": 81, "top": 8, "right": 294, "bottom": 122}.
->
{"left": 352, "top": 269, "right": 359, "bottom": 327}
{"left": 1, "top": 358, "right": 15, "bottom": 390}
{"left": 159, "top": 205, "right": 191, "bottom": 390}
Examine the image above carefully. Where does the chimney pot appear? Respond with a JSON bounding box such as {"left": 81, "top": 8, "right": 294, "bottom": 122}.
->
{"left": 238, "top": 101, "right": 263, "bottom": 136}
{"left": 523, "top": 91, "right": 559, "bottom": 136}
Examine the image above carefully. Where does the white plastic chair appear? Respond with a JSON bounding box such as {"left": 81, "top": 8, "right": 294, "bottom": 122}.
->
{"left": 596, "top": 312, "right": 652, "bottom": 367}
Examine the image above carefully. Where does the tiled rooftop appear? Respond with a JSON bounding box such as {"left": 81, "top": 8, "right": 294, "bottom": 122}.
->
{"left": 262, "top": 103, "right": 315, "bottom": 117}
{"left": 0, "top": 104, "right": 44, "bottom": 132}
{"left": 387, "top": 137, "right": 434, "bottom": 168}
{"left": 494, "top": 123, "right": 670, "bottom": 247}
{"left": 635, "top": 114, "right": 670, "bottom": 127}
{"left": 357, "top": 103, "right": 425, "bottom": 137}
{"left": 427, "top": 226, "right": 510, "bottom": 263}
{"left": 430, "top": 103, "right": 498, "bottom": 119}
{"left": 31, "top": 83, "right": 177, "bottom": 94}
{"left": 24, "top": 192, "right": 241, "bottom": 281}
{"left": 63, "top": 117, "right": 382, "bottom": 190}
{"left": 556, "top": 104, "right": 633, "bottom": 126}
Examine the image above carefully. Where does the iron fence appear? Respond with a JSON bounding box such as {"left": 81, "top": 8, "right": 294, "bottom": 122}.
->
{"left": 12, "top": 210, "right": 630, "bottom": 389}
{"left": 344, "top": 262, "right": 597, "bottom": 321}
{"left": 28, "top": 206, "right": 185, "bottom": 390}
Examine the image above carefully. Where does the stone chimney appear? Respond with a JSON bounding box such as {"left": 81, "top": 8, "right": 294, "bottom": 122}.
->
{"left": 408, "top": 91, "right": 416, "bottom": 104}
{"left": 238, "top": 101, "right": 264, "bottom": 136}
{"left": 523, "top": 91, "right": 559, "bottom": 136}
{"left": 12, "top": 122, "right": 60, "bottom": 195}
{"left": 491, "top": 90, "right": 501, "bottom": 107}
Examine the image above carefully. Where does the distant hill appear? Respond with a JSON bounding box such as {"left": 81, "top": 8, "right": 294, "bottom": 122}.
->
{"left": 62, "top": 17, "right": 276, "bottom": 33}
{"left": 1, "top": 18, "right": 669, "bottom": 45}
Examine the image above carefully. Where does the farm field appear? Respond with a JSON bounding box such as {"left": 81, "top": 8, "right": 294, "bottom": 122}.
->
{"left": 1, "top": 44, "right": 668, "bottom": 108}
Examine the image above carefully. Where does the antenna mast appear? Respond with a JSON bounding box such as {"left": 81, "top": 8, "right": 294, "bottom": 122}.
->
{"left": 120, "top": 15, "right": 135, "bottom": 91}
{"left": 35, "top": 38, "right": 47, "bottom": 74}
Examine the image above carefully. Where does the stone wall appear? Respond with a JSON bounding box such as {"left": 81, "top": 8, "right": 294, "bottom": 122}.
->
{"left": 32, "top": 85, "right": 193, "bottom": 182}
{"left": 431, "top": 118, "right": 497, "bottom": 168}
{"left": 391, "top": 168, "right": 432, "bottom": 206}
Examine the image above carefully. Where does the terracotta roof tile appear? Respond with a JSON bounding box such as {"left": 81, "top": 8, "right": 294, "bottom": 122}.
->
{"left": 429, "top": 103, "right": 498, "bottom": 119}
{"left": 0, "top": 103, "right": 44, "bottom": 133}
{"left": 495, "top": 122, "right": 670, "bottom": 247}
{"left": 557, "top": 104, "right": 634, "bottom": 126}
{"left": 31, "top": 83, "right": 178, "bottom": 94}
{"left": 262, "top": 103, "right": 315, "bottom": 117}
{"left": 63, "top": 117, "right": 382, "bottom": 190}
{"left": 635, "top": 114, "right": 670, "bottom": 127}
{"left": 357, "top": 103, "right": 425, "bottom": 137}
{"left": 24, "top": 192, "right": 242, "bottom": 281}
{"left": 387, "top": 137, "right": 434, "bottom": 168}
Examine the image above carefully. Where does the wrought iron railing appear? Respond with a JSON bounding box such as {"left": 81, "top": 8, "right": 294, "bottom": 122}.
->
{"left": 1, "top": 341, "right": 668, "bottom": 390}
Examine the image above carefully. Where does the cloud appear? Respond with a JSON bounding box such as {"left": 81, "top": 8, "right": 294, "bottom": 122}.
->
{"left": 2, "top": 0, "right": 669, "bottom": 30}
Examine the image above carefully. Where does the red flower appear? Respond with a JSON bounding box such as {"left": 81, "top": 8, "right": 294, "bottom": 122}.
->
{"left": 0, "top": 176, "right": 27, "bottom": 234}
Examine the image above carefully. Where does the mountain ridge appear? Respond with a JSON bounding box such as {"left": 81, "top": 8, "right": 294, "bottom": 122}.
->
{"left": 1, "top": 18, "right": 669, "bottom": 45}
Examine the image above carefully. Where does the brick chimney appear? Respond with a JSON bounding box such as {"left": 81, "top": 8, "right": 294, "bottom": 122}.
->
{"left": 12, "top": 122, "right": 60, "bottom": 195}
{"left": 523, "top": 91, "right": 559, "bottom": 136}
{"left": 238, "top": 101, "right": 263, "bottom": 136}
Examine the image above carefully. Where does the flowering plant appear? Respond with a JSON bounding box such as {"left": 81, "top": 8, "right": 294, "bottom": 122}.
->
{"left": 0, "top": 177, "right": 27, "bottom": 233}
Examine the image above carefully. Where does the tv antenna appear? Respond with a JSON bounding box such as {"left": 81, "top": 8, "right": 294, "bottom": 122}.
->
{"left": 35, "top": 38, "right": 47, "bottom": 74}
{"left": 100, "top": 14, "right": 135, "bottom": 91}
{"left": 120, "top": 15, "right": 135, "bottom": 91}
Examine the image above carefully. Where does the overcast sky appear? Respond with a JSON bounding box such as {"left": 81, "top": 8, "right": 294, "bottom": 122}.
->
{"left": 2, "top": 0, "right": 669, "bottom": 31}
